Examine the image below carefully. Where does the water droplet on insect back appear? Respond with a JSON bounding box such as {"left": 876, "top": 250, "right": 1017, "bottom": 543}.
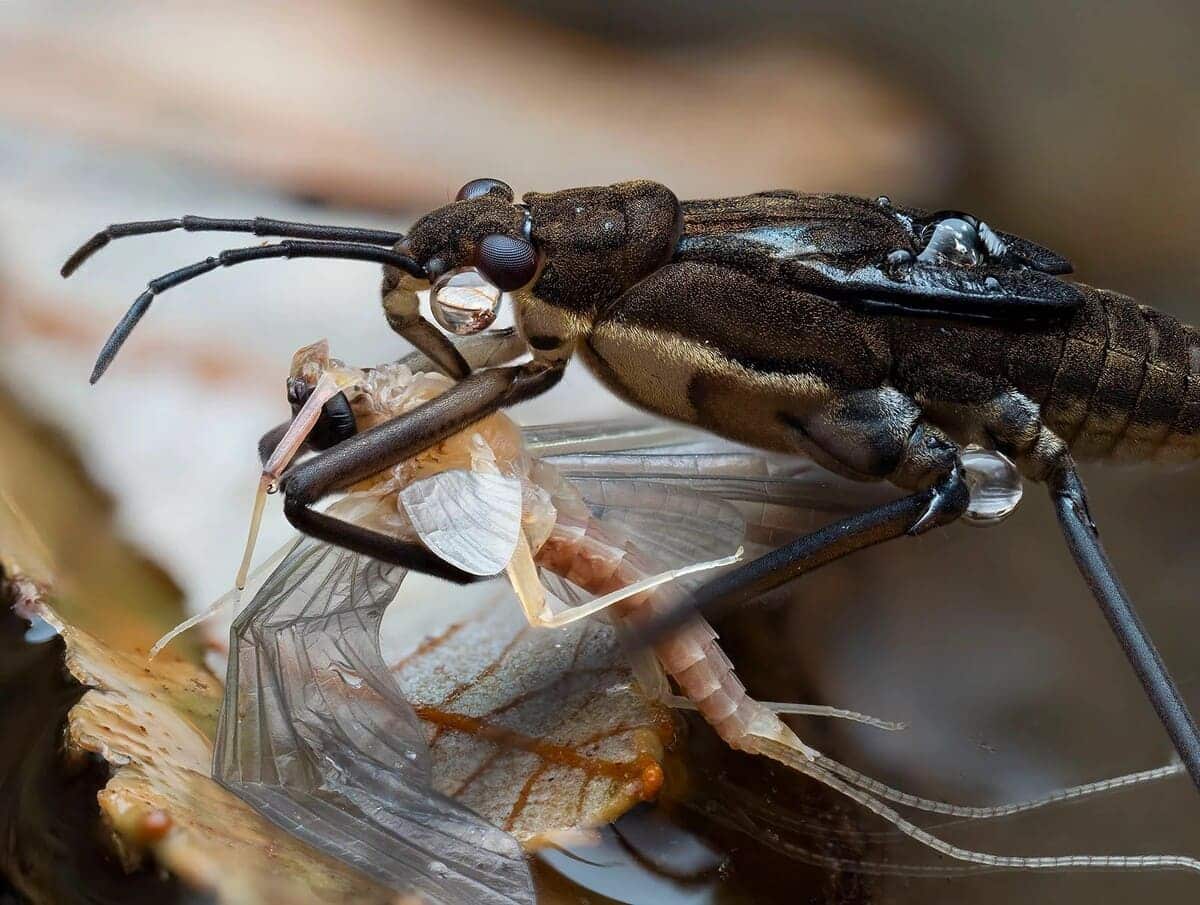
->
{"left": 918, "top": 217, "right": 984, "bottom": 266}
{"left": 430, "top": 267, "right": 503, "bottom": 335}
{"left": 961, "top": 446, "right": 1023, "bottom": 525}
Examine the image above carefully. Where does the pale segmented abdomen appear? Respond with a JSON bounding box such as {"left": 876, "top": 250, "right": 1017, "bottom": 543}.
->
{"left": 533, "top": 502, "right": 766, "bottom": 748}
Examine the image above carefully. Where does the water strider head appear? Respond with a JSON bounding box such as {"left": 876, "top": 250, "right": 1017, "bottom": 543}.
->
{"left": 62, "top": 177, "right": 683, "bottom": 380}
{"left": 388, "top": 177, "right": 682, "bottom": 336}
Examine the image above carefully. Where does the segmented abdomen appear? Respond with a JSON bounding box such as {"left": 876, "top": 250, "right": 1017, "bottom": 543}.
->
{"left": 534, "top": 501, "right": 762, "bottom": 747}
{"left": 1030, "top": 287, "right": 1200, "bottom": 462}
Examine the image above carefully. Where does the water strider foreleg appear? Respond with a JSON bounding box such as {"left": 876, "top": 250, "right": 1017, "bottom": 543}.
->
{"left": 280, "top": 361, "right": 564, "bottom": 580}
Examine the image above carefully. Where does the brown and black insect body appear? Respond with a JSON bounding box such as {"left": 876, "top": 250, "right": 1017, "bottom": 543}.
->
{"left": 62, "top": 178, "right": 1200, "bottom": 791}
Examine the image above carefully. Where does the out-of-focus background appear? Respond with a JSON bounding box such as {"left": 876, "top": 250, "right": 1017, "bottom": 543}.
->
{"left": 2, "top": 1, "right": 1199, "bottom": 903}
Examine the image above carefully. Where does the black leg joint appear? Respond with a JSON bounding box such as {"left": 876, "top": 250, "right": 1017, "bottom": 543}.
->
{"left": 907, "top": 463, "right": 970, "bottom": 536}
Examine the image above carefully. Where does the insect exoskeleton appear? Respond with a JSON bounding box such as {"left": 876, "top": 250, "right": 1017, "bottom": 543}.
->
{"left": 65, "top": 177, "right": 1200, "bottom": 798}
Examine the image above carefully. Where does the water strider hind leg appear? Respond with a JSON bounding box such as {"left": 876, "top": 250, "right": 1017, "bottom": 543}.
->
{"left": 985, "top": 394, "right": 1200, "bottom": 793}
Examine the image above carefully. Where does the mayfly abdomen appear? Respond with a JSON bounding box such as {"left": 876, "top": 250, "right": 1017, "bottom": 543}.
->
{"left": 532, "top": 491, "right": 763, "bottom": 746}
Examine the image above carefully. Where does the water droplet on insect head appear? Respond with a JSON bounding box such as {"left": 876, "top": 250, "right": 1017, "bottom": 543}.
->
{"left": 428, "top": 860, "right": 450, "bottom": 878}
{"left": 875, "top": 195, "right": 891, "bottom": 208}
{"left": 430, "top": 267, "right": 503, "bottom": 335}
{"left": 961, "top": 446, "right": 1023, "bottom": 526}
{"left": 985, "top": 276, "right": 1001, "bottom": 291}
{"left": 886, "top": 249, "right": 913, "bottom": 266}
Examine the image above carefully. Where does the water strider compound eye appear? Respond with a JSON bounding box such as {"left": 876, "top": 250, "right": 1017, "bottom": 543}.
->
{"left": 474, "top": 233, "right": 540, "bottom": 291}
{"left": 455, "top": 178, "right": 514, "bottom": 202}
{"left": 918, "top": 217, "right": 984, "bottom": 267}
{"left": 430, "top": 267, "right": 503, "bottom": 335}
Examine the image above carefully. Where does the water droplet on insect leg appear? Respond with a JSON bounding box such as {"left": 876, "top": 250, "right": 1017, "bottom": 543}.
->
{"left": 961, "top": 446, "right": 1023, "bottom": 526}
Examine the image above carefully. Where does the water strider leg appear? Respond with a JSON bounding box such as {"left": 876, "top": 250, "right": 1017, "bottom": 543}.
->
{"left": 1048, "top": 457, "right": 1200, "bottom": 792}
{"left": 380, "top": 273, "right": 472, "bottom": 379}
{"left": 637, "top": 469, "right": 968, "bottom": 640}
{"left": 281, "top": 361, "right": 564, "bottom": 580}
{"left": 256, "top": 330, "right": 527, "bottom": 466}
{"left": 636, "top": 409, "right": 971, "bottom": 642}
{"left": 397, "top": 327, "right": 527, "bottom": 375}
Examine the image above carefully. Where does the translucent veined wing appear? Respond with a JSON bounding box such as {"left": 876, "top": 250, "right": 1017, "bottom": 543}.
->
{"left": 401, "top": 469, "right": 523, "bottom": 575}
{"left": 213, "top": 535, "right": 535, "bottom": 905}
{"left": 526, "top": 418, "right": 900, "bottom": 585}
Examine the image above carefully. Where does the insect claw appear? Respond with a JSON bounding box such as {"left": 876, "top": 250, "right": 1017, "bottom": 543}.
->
{"left": 906, "top": 465, "right": 969, "bottom": 536}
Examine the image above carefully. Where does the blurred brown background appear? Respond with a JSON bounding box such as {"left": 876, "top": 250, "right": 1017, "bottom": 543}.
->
{"left": 1, "top": 1, "right": 1199, "bottom": 903}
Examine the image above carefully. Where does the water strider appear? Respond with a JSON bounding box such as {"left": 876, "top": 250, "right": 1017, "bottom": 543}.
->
{"left": 62, "top": 178, "right": 1200, "bottom": 798}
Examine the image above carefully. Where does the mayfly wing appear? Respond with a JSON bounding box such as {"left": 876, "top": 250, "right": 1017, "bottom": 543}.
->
{"left": 214, "top": 534, "right": 535, "bottom": 905}
{"left": 527, "top": 418, "right": 900, "bottom": 564}
{"left": 401, "top": 468, "right": 523, "bottom": 576}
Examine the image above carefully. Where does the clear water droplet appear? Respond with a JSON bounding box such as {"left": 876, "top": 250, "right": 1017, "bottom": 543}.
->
{"left": 875, "top": 194, "right": 891, "bottom": 208}
{"left": 404, "top": 749, "right": 419, "bottom": 761}
{"left": 427, "top": 860, "right": 450, "bottom": 878}
{"left": 430, "top": 267, "right": 502, "bottom": 335}
{"left": 918, "top": 217, "right": 983, "bottom": 266}
{"left": 886, "top": 248, "right": 913, "bottom": 266}
{"left": 961, "top": 446, "right": 1023, "bottom": 526}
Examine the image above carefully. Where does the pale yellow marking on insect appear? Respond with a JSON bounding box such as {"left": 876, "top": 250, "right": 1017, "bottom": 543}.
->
{"left": 585, "top": 321, "right": 832, "bottom": 449}
{"left": 512, "top": 290, "right": 588, "bottom": 364}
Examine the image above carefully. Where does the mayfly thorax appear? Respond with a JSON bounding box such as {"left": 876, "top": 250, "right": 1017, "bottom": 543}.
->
{"left": 62, "top": 177, "right": 1200, "bottom": 801}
